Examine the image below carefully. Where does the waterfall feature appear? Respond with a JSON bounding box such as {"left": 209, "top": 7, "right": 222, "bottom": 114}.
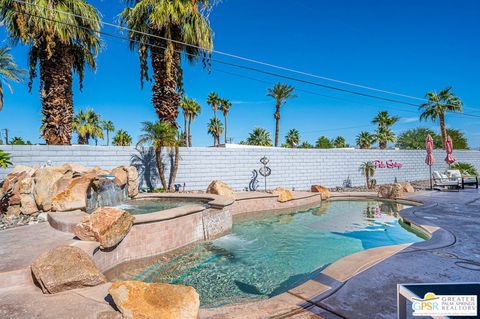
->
{"left": 86, "top": 175, "right": 128, "bottom": 213}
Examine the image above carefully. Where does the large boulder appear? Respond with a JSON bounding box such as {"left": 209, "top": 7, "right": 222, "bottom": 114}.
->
{"left": 51, "top": 173, "right": 97, "bottom": 212}
{"left": 109, "top": 281, "right": 200, "bottom": 319}
{"left": 399, "top": 182, "right": 415, "bottom": 193}
{"left": 126, "top": 166, "right": 139, "bottom": 198}
{"left": 20, "top": 194, "right": 38, "bottom": 215}
{"left": 31, "top": 246, "right": 107, "bottom": 294}
{"left": 111, "top": 167, "right": 128, "bottom": 187}
{"left": 33, "top": 165, "right": 72, "bottom": 211}
{"left": 73, "top": 207, "right": 134, "bottom": 249}
{"left": 272, "top": 187, "right": 294, "bottom": 203}
{"left": 378, "top": 183, "right": 404, "bottom": 199}
{"left": 311, "top": 185, "right": 331, "bottom": 200}
{"left": 1, "top": 169, "right": 38, "bottom": 215}
{"left": 206, "top": 180, "right": 236, "bottom": 200}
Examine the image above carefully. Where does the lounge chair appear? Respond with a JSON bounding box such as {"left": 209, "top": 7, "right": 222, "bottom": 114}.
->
{"left": 432, "top": 171, "right": 460, "bottom": 190}
{"left": 447, "top": 169, "right": 479, "bottom": 189}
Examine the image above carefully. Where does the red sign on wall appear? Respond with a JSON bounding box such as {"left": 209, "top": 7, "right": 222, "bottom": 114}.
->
{"left": 374, "top": 160, "right": 403, "bottom": 169}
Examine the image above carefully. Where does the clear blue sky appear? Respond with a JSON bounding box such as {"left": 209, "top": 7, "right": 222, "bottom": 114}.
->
{"left": 1, "top": 0, "right": 479, "bottom": 147}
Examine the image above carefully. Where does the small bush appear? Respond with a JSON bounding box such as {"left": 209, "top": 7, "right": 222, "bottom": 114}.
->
{"left": 0, "top": 150, "right": 12, "bottom": 168}
{"left": 450, "top": 162, "right": 478, "bottom": 176}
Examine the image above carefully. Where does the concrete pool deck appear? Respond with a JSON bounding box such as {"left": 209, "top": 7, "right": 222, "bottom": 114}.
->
{"left": 0, "top": 189, "right": 479, "bottom": 318}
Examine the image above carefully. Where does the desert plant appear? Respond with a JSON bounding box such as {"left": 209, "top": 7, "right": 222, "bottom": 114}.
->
{"left": 372, "top": 111, "right": 399, "bottom": 149}
{"left": 0, "top": 150, "right": 12, "bottom": 168}
{"left": 450, "top": 162, "right": 478, "bottom": 176}
{"left": 207, "top": 117, "right": 223, "bottom": 146}
{"left": 219, "top": 98, "right": 232, "bottom": 144}
{"left": 333, "top": 136, "right": 347, "bottom": 148}
{"left": 359, "top": 161, "right": 376, "bottom": 189}
{"left": 9, "top": 137, "right": 31, "bottom": 145}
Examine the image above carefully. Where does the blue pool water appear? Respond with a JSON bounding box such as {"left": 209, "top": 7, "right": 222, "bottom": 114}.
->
{"left": 107, "top": 200, "right": 424, "bottom": 307}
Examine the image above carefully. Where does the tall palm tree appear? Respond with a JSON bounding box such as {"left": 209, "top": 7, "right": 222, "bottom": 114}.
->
{"left": 267, "top": 83, "right": 297, "bottom": 146}
{"left": 242, "top": 128, "right": 272, "bottom": 146}
{"left": 207, "top": 92, "right": 221, "bottom": 121}
{"left": 112, "top": 129, "right": 132, "bottom": 146}
{"left": 0, "top": 0, "right": 101, "bottom": 145}
{"left": 180, "top": 96, "right": 190, "bottom": 146}
{"left": 285, "top": 129, "right": 300, "bottom": 148}
{"left": 181, "top": 96, "right": 201, "bottom": 147}
{"left": 102, "top": 120, "right": 115, "bottom": 146}
{"left": 207, "top": 117, "right": 223, "bottom": 146}
{"left": 356, "top": 131, "right": 376, "bottom": 149}
{"left": 419, "top": 87, "right": 463, "bottom": 147}
{"left": 219, "top": 98, "right": 232, "bottom": 144}
{"left": 359, "top": 161, "right": 375, "bottom": 189}
{"left": 137, "top": 121, "right": 179, "bottom": 192}
{"left": 72, "top": 109, "right": 104, "bottom": 145}
{"left": 121, "top": 0, "right": 213, "bottom": 126}
{"left": 0, "top": 46, "right": 26, "bottom": 111}
{"left": 372, "top": 111, "right": 398, "bottom": 149}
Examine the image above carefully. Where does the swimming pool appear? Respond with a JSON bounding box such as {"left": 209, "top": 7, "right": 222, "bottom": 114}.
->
{"left": 106, "top": 200, "right": 424, "bottom": 307}
{"left": 115, "top": 198, "right": 207, "bottom": 215}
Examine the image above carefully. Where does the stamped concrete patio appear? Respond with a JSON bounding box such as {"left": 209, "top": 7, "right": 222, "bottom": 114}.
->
{"left": 0, "top": 189, "right": 479, "bottom": 318}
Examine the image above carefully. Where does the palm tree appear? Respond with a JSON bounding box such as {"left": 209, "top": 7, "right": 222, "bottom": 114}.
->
{"left": 219, "top": 98, "right": 232, "bottom": 144}
{"left": 112, "top": 130, "right": 132, "bottom": 146}
{"left": 242, "top": 128, "right": 273, "bottom": 146}
{"left": 181, "top": 96, "right": 201, "bottom": 147}
{"left": 372, "top": 111, "right": 398, "bottom": 149}
{"left": 333, "top": 136, "right": 346, "bottom": 148}
{"left": 0, "top": 46, "right": 26, "bottom": 111}
{"left": 121, "top": 0, "right": 213, "bottom": 126}
{"left": 0, "top": 0, "right": 101, "bottom": 145}
{"left": 10, "top": 136, "right": 31, "bottom": 145}
{"left": 207, "top": 118, "right": 223, "bottom": 146}
{"left": 137, "top": 121, "right": 179, "bottom": 192}
{"left": 419, "top": 87, "right": 463, "bottom": 147}
{"left": 267, "top": 83, "right": 297, "bottom": 146}
{"left": 285, "top": 129, "right": 300, "bottom": 148}
{"left": 207, "top": 92, "right": 221, "bottom": 121}
{"left": 359, "top": 161, "right": 376, "bottom": 189}
{"left": 102, "top": 120, "right": 115, "bottom": 146}
{"left": 356, "top": 131, "right": 376, "bottom": 149}
{"left": 72, "top": 109, "right": 104, "bottom": 145}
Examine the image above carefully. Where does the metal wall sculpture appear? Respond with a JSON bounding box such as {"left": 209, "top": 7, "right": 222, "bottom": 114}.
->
{"left": 259, "top": 156, "right": 271, "bottom": 192}
{"left": 248, "top": 170, "right": 259, "bottom": 191}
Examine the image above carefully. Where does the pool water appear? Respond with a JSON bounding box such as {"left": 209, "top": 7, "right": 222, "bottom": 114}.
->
{"left": 107, "top": 200, "right": 424, "bottom": 307}
{"left": 115, "top": 198, "right": 206, "bottom": 215}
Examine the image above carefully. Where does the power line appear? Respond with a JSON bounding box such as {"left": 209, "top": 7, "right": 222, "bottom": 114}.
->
{"left": 6, "top": 0, "right": 450, "bottom": 104}
{"left": 4, "top": 4, "right": 480, "bottom": 121}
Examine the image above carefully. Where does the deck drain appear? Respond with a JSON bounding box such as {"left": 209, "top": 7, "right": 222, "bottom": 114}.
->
{"left": 455, "top": 261, "right": 480, "bottom": 272}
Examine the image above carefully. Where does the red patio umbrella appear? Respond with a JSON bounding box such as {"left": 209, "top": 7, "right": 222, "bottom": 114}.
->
{"left": 425, "top": 134, "right": 435, "bottom": 190}
{"left": 445, "top": 135, "right": 456, "bottom": 166}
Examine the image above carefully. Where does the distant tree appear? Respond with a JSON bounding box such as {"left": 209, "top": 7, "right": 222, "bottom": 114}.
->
{"left": 112, "top": 130, "right": 132, "bottom": 146}
{"left": 207, "top": 92, "right": 221, "bottom": 121}
{"left": 219, "top": 98, "right": 232, "bottom": 144}
{"left": 446, "top": 128, "right": 469, "bottom": 149}
{"left": 372, "top": 111, "right": 399, "bottom": 149}
{"left": 207, "top": 118, "right": 223, "bottom": 146}
{"left": 102, "top": 120, "right": 115, "bottom": 146}
{"left": 315, "top": 136, "right": 333, "bottom": 149}
{"left": 10, "top": 137, "right": 31, "bottom": 145}
{"left": 181, "top": 96, "right": 201, "bottom": 147}
{"left": 267, "top": 83, "right": 297, "bottom": 146}
{"left": 298, "top": 141, "right": 314, "bottom": 149}
{"left": 0, "top": 46, "right": 26, "bottom": 111}
{"left": 419, "top": 87, "right": 463, "bottom": 147}
{"left": 450, "top": 162, "right": 478, "bottom": 176}
{"left": 356, "top": 131, "right": 376, "bottom": 149}
{"left": 242, "top": 128, "right": 273, "bottom": 146}
{"left": 396, "top": 128, "right": 441, "bottom": 150}
{"left": 72, "top": 109, "right": 104, "bottom": 145}
{"left": 285, "top": 129, "right": 300, "bottom": 148}
{"left": 333, "top": 136, "right": 347, "bottom": 148}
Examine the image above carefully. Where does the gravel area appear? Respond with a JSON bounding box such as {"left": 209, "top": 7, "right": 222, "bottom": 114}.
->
{"left": 0, "top": 212, "right": 48, "bottom": 231}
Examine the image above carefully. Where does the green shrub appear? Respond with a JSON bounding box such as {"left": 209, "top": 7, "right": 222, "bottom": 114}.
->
{"left": 0, "top": 150, "right": 12, "bottom": 168}
{"left": 450, "top": 162, "right": 478, "bottom": 176}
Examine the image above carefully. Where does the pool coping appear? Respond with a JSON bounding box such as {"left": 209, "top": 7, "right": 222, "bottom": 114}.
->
{"left": 199, "top": 194, "right": 437, "bottom": 319}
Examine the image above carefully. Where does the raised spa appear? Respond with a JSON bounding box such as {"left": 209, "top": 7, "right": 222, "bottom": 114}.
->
{"left": 115, "top": 198, "right": 208, "bottom": 215}
{"left": 106, "top": 200, "right": 424, "bottom": 307}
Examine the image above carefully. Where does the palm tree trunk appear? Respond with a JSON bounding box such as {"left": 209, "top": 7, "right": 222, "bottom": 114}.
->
{"left": 155, "top": 145, "right": 168, "bottom": 191}
{"left": 379, "top": 141, "right": 386, "bottom": 150}
{"left": 188, "top": 118, "right": 192, "bottom": 147}
{"left": 274, "top": 104, "right": 280, "bottom": 147}
{"left": 366, "top": 171, "right": 370, "bottom": 189}
{"left": 439, "top": 114, "right": 447, "bottom": 148}
{"left": 0, "top": 81, "right": 4, "bottom": 112}
{"left": 151, "top": 33, "right": 180, "bottom": 126}
{"left": 184, "top": 116, "right": 188, "bottom": 147}
{"left": 40, "top": 44, "right": 74, "bottom": 145}
{"left": 107, "top": 130, "right": 110, "bottom": 146}
{"left": 224, "top": 114, "right": 228, "bottom": 144}
{"left": 168, "top": 145, "right": 180, "bottom": 192}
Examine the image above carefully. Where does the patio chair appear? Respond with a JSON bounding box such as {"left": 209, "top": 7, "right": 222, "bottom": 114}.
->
{"left": 447, "top": 169, "right": 479, "bottom": 189}
{"left": 432, "top": 171, "right": 460, "bottom": 191}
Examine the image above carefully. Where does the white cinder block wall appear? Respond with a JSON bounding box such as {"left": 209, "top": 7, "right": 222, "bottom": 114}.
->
{"left": 1, "top": 145, "right": 479, "bottom": 191}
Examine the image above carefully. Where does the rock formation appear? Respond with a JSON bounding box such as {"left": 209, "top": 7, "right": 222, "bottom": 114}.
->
{"left": 206, "top": 180, "right": 236, "bottom": 200}
{"left": 311, "top": 185, "right": 331, "bottom": 199}
{"left": 272, "top": 187, "right": 294, "bottom": 202}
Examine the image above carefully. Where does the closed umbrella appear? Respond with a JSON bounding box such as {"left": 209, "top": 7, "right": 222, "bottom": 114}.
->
{"left": 425, "top": 134, "right": 435, "bottom": 190}
{"left": 445, "top": 135, "right": 456, "bottom": 166}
